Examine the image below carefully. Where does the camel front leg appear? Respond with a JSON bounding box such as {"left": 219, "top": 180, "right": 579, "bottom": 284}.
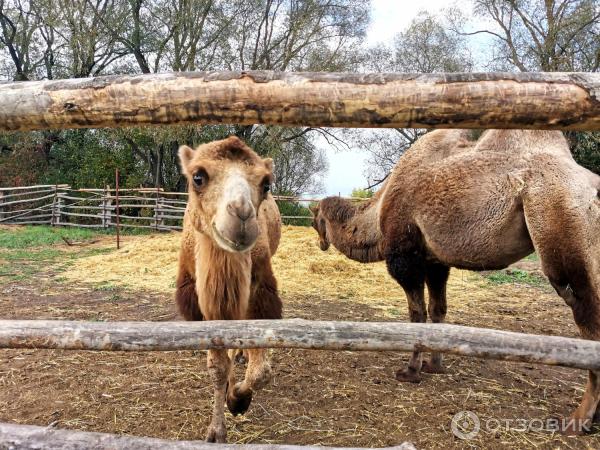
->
{"left": 396, "top": 287, "right": 427, "bottom": 383}
{"left": 206, "top": 349, "right": 231, "bottom": 443}
{"left": 227, "top": 260, "right": 281, "bottom": 416}
{"left": 227, "top": 348, "right": 272, "bottom": 416}
{"left": 562, "top": 370, "right": 600, "bottom": 435}
{"left": 384, "top": 247, "right": 427, "bottom": 383}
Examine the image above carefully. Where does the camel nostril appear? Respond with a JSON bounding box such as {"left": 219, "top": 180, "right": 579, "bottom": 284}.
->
{"left": 227, "top": 201, "right": 254, "bottom": 222}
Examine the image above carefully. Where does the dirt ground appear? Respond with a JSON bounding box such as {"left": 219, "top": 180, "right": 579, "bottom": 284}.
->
{"left": 1, "top": 227, "right": 599, "bottom": 449}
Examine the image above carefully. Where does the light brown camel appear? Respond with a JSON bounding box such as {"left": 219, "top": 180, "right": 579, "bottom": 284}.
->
{"left": 175, "top": 136, "right": 282, "bottom": 443}
{"left": 311, "top": 129, "right": 600, "bottom": 434}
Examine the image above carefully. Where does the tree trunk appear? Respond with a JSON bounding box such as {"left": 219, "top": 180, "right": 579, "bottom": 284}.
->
{"left": 0, "top": 71, "right": 599, "bottom": 131}
{"left": 1, "top": 319, "right": 600, "bottom": 371}
{"left": 0, "top": 422, "right": 415, "bottom": 450}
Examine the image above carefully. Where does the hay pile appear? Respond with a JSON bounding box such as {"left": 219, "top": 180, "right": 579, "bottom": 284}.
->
{"left": 62, "top": 226, "right": 495, "bottom": 311}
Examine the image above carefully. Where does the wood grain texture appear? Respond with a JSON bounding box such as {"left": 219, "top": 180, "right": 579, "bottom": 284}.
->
{"left": 0, "top": 422, "right": 416, "bottom": 449}
{"left": 0, "top": 319, "right": 599, "bottom": 370}
{"left": 1, "top": 71, "right": 599, "bottom": 131}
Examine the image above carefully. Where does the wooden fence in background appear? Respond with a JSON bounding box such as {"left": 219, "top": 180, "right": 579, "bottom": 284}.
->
{"left": 0, "top": 184, "right": 322, "bottom": 230}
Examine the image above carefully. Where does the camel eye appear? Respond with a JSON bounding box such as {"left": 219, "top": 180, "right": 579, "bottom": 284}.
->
{"left": 193, "top": 170, "right": 207, "bottom": 187}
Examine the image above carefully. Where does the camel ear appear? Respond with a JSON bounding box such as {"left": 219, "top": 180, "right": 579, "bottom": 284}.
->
{"left": 309, "top": 204, "right": 318, "bottom": 216}
{"left": 262, "top": 157, "right": 274, "bottom": 172}
{"left": 178, "top": 145, "right": 195, "bottom": 175}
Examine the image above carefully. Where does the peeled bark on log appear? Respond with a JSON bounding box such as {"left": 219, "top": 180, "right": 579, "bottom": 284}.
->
{"left": 0, "top": 422, "right": 416, "bottom": 450}
{"left": 0, "top": 319, "right": 599, "bottom": 371}
{"left": 0, "top": 71, "right": 599, "bottom": 131}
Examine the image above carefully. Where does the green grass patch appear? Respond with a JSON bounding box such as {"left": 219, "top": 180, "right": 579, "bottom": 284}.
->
{"left": 92, "top": 283, "right": 119, "bottom": 292}
{"left": 485, "top": 268, "right": 546, "bottom": 287}
{"left": 0, "top": 226, "right": 101, "bottom": 248}
{"left": 524, "top": 252, "right": 539, "bottom": 261}
{"left": 0, "top": 225, "right": 156, "bottom": 250}
{"left": 0, "top": 226, "right": 116, "bottom": 284}
{"left": 387, "top": 307, "right": 402, "bottom": 317}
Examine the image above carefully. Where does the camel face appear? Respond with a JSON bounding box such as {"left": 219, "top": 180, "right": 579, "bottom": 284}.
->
{"left": 178, "top": 136, "right": 274, "bottom": 253}
{"left": 309, "top": 204, "right": 330, "bottom": 251}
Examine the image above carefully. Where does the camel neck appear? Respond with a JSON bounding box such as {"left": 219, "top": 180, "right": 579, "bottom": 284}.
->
{"left": 194, "top": 232, "right": 252, "bottom": 320}
{"left": 322, "top": 194, "right": 384, "bottom": 263}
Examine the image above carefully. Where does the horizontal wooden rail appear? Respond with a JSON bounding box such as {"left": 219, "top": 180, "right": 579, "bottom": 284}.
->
{"left": 0, "top": 423, "right": 415, "bottom": 450}
{"left": 1, "top": 319, "right": 599, "bottom": 371}
{"left": 0, "top": 184, "right": 69, "bottom": 192}
{"left": 1, "top": 71, "right": 599, "bottom": 131}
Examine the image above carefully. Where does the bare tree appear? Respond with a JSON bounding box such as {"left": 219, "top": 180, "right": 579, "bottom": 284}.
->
{"left": 450, "top": 0, "right": 600, "bottom": 175}
{"left": 450, "top": 0, "right": 600, "bottom": 71}
{"left": 358, "top": 11, "right": 473, "bottom": 187}
{"left": 0, "top": 0, "right": 47, "bottom": 80}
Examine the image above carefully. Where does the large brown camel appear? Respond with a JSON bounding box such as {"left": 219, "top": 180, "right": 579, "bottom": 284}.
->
{"left": 311, "top": 129, "right": 600, "bottom": 434}
{"left": 175, "top": 136, "right": 282, "bottom": 443}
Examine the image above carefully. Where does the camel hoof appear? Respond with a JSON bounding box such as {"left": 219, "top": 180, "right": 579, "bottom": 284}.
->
{"left": 395, "top": 367, "right": 422, "bottom": 383}
{"left": 558, "top": 417, "right": 592, "bottom": 436}
{"left": 421, "top": 360, "right": 446, "bottom": 374}
{"left": 227, "top": 385, "right": 253, "bottom": 416}
{"left": 206, "top": 423, "right": 227, "bottom": 443}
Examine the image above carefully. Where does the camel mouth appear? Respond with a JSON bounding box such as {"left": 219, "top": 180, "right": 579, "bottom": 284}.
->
{"left": 211, "top": 222, "right": 255, "bottom": 253}
{"left": 319, "top": 240, "right": 330, "bottom": 251}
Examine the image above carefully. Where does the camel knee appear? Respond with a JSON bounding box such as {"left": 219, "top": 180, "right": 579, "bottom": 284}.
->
{"left": 249, "top": 361, "right": 272, "bottom": 390}
{"left": 244, "top": 349, "right": 272, "bottom": 391}
{"left": 408, "top": 304, "right": 427, "bottom": 323}
{"left": 427, "top": 300, "right": 447, "bottom": 323}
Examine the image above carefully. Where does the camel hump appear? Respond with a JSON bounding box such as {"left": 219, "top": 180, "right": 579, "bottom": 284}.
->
{"left": 254, "top": 195, "right": 281, "bottom": 258}
{"left": 475, "top": 130, "right": 570, "bottom": 157}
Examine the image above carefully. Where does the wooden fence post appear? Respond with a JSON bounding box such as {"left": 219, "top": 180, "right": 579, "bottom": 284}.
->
{"left": 0, "top": 191, "right": 4, "bottom": 223}
{"left": 154, "top": 186, "right": 160, "bottom": 231}
{"left": 115, "top": 170, "right": 120, "bottom": 249}
{"left": 101, "top": 186, "right": 112, "bottom": 229}
{"left": 51, "top": 188, "right": 63, "bottom": 226}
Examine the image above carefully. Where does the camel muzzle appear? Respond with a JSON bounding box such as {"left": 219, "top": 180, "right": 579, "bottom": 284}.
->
{"left": 212, "top": 217, "right": 259, "bottom": 253}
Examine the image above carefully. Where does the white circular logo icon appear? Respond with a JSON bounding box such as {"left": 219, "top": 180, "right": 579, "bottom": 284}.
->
{"left": 451, "top": 411, "right": 481, "bottom": 440}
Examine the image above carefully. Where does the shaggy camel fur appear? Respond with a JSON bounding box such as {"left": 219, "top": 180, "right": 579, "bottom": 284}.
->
{"left": 176, "top": 136, "right": 282, "bottom": 443}
{"left": 311, "top": 129, "right": 600, "bottom": 434}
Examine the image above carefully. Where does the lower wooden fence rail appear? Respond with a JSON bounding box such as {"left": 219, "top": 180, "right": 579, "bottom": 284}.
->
{"left": 0, "top": 423, "right": 416, "bottom": 450}
{"left": 1, "top": 319, "right": 599, "bottom": 371}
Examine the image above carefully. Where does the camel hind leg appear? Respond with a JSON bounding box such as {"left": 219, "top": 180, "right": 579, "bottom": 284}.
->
{"left": 422, "top": 264, "right": 450, "bottom": 374}
{"left": 523, "top": 192, "right": 600, "bottom": 434}
{"left": 226, "top": 259, "right": 282, "bottom": 416}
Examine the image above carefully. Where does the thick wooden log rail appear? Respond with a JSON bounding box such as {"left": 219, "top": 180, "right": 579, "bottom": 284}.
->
{"left": 1, "top": 319, "right": 599, "bottom": 371}
{"left": 0, "top": 423, "right": 416, "bottom": 450}
{"left": 1, "top": 71, "right": 599, "bottom": 132}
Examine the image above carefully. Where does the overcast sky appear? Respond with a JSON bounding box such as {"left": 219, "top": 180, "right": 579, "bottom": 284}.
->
{"left": 322, "top": 0, "right": 489, "bottom": 196}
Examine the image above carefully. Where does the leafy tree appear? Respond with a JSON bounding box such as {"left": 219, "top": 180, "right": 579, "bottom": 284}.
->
{"left": 0, "top": 0, "right": 370, "bottom": 191}
{"left": 351, "top": 187, "right": 374, "bottom": 198}
{"left": 41, "top": 129, "right": 142, "bottom": 188}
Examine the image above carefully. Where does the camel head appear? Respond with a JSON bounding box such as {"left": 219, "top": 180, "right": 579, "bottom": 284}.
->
{"left": 179, "top": 136, "right": 274, "bottom": 253}
{"left": 309, "top": 203, "right": 330, "bottom": 251}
